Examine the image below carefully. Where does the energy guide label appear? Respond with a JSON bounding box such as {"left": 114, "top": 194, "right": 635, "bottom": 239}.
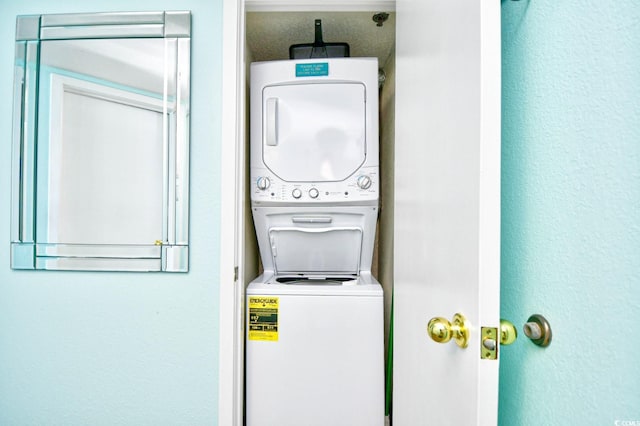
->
{"left": 248, "top": 296, "right": 279, "bottom": 341}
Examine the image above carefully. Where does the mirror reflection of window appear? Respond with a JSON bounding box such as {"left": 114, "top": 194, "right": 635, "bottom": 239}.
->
{"left": 10, "top": 12, "right": 191, "bottom": 272}
{"left": 38, "top": 39, "right": 171, "bottom": 246}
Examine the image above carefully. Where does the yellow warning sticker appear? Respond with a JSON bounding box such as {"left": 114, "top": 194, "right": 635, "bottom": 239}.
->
{"left": 248, "top": 296, "right": 279, "bottom": 341}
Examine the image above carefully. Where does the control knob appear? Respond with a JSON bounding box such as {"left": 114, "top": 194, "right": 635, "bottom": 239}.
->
{"left": 309, "top": 188, "right": 319, "bottom": 199}
{"left": 256, "top": 176, "right": 270, "bottom": 190}
{"left": 292, "top": 188, "right": 302, "bottom": 199}
{"left": 357, "top": 175, "right": 373, "bottom": 190}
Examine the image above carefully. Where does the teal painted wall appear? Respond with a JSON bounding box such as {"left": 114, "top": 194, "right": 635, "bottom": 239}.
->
{"left": 500, "top": 1, "right": 640, "bottom": 425}
{"left": 0, "top": 1, "right": 223, "bottom": 425}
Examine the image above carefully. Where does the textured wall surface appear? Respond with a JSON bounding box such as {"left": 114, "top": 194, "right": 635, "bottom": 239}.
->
{"left": 0, "top": 1, "right": 223, "bottom": 424}
{"left": 500, "top": 1, "right": 640, "bottom": 424}
{"left": 245, "top": 12, "right": 395, "bottom": 65}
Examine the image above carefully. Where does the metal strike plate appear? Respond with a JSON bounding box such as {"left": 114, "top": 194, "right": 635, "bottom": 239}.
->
{"left": 481, "top": 327, "right": 498, "bottom": 360}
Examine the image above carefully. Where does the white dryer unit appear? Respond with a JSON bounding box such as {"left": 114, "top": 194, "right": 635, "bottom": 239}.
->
{"left": 246, "top": 58, "right": 384, "bottom": 426}
{"left": 250, "top": 58, "right": 379, "bottom": 205}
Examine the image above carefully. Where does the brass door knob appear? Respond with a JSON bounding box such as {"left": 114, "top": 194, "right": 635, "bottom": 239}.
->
{"left": 427, "top": 313, "right": 470, "bottom": 348}
{"left": 500, "top": 319, "right": 518, "bottom": 345}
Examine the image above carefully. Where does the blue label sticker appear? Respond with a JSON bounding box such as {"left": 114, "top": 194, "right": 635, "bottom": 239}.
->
{"left": 295, "top": 62, "right": 329, "bottom": 77}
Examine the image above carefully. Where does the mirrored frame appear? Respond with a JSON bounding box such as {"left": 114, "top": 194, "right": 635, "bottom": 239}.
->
{"left": 10, "top": 11, "right": 191, "bottom": 272}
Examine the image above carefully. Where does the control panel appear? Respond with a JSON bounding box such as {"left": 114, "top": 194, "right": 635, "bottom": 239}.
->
{"left": 251, "top": 166, "right": 379, "bottom": 203}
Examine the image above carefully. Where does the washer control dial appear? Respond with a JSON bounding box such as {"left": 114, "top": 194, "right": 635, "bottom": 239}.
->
{"left": 292, "top": 188, "right": 302, "bottom": 199}
{"left": 309, "top": 188, "right": 319, "bottom": 199}
{"left": 357, "top": 175, "right": 373, "bottom": 190}
{"left": 256, "top": 176, "right": 270, "bottom": 191}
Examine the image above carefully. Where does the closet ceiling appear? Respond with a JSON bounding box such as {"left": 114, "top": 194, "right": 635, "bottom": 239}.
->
{"left": 246, "top": 12, "right": 396, "bottom": 67}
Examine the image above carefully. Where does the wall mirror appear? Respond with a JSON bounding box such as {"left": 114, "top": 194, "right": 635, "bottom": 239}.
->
{"left": 10, "top": 11, "right": 191, "bottom": 272}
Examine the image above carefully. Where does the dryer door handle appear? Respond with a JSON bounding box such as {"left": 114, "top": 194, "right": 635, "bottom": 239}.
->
{"left": 292, "top": 216, "right": 333, "bottom": 224}
{"left": 266, "top": 97, "right": 278, "bottom": 146}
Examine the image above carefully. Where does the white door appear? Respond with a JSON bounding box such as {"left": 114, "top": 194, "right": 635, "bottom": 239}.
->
{"left": 393, "top": 0, "right": 501, "bottom": 425}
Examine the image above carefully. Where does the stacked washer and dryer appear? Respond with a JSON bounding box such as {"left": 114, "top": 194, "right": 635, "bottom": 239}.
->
{"left": 246, "top": 58, "right": 384, "bottom": 426}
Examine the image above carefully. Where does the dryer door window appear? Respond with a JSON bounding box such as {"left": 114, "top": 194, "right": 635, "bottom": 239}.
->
{"left": 262, "top": 83, "right": 366, "bottom": 182}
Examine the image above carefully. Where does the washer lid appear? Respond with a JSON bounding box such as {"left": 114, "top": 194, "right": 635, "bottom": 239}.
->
{"left": 262, "top": 82, "right": 366, "bottom": 182}
{"left": 268, "top": 227, "right": 362, "bottom": 275}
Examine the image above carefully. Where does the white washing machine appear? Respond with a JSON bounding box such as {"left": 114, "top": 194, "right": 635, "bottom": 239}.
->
{"left": 246, "top": 58, "right": 384, "bottom": 426}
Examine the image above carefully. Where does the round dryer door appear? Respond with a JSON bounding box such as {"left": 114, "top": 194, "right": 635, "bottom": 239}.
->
{"left": 262, "top": 82, "right": 366, "bottom": 182}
